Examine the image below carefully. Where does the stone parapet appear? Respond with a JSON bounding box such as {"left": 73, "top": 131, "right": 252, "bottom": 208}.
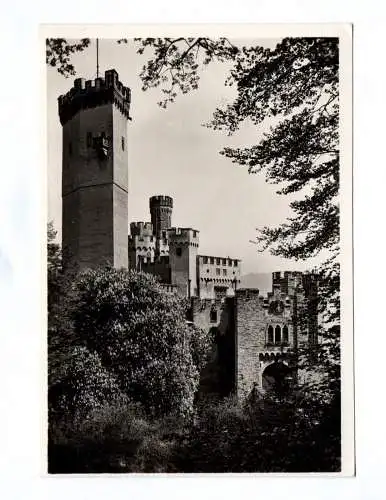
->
{"left": 58, "top": 69, "right": 131, "bottom": 125}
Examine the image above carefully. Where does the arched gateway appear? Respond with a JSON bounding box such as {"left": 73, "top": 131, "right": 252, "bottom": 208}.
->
{"left": 262, "top": 361, "right": 293, "bottom": 394}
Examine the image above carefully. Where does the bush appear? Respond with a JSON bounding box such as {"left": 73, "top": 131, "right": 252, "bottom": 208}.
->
{"left": 48, "top": 389, "right": 340, "bottom": 473}
{"left": 49, "top": 267, "right": 211, "bottom": 420}
{"left": 172, "top": 391, "right": 340, "bottom": 473}
{"left": 48, "top": 403, "right": 182, "bottom": 473}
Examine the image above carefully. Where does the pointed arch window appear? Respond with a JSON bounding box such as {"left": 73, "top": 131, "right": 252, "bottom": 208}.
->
{"left": 275, "top": 325, "right": 281, "bottom": 344}
{"left": 283, "top": 325, "right": 289, "bottom": 344}
{"left": 268, "top": 325, "right": 274, "bottom": 344}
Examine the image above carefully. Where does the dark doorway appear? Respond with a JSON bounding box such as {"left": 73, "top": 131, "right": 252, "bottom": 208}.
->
{"left": 262, "top": 362, "right": 292, "bottom": 394}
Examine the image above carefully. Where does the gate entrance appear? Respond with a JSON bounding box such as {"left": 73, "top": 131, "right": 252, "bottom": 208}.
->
{"left": 262, "top": 362, "right": 292, "bottom": 394}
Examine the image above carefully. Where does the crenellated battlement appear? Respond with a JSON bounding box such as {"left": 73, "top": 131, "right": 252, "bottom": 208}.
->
{"left": 128, "top": 239, "right": 155, "bottom": 250}
{"left": 137, "top": 254, "right": 170, "bottom": 266}
{"left": 272, "top": 271, "right": 303, "bottom": 280}
{"left": 168, "top": 227, "right": 199, "bottom": 247}
{"left": 139, "top": 254, "right": 171, "bottom": 283}
{"left": 58, "top": 69, "right": 131, "bottom": 125}
{"left": 149, "top": 195, "right": 173, "bottom": 208}
{"left": 190, "top": 296, "right": 225, "bottom": 311}
{"left": 130, "top": 221, "right": 153, "bottom": 237}
{"left": 272, "top": 270, "right": 304, "bottom": 296}
{"left": 144, "top": 254, "right": 170, "bottom": 265}
{"left": 301, "top": 272, "right": 319, "bottom": 298}
{"left": 235, "top": 288, "right": 295, "bottom": 314}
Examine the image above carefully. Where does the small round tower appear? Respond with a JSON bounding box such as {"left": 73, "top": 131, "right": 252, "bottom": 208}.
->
{"left": 149, "top": 195, "right": 173, "bottom": 238}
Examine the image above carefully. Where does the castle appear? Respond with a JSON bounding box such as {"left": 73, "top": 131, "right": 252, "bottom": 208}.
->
{"left": 127, "top": 196, "right": 241, "bottom": 300}
{"left": 58, "top": 68, "right": 318, "bottom": 398}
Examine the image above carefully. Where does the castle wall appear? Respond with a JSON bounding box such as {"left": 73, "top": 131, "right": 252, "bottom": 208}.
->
{"left": 235, "top": 288, "right": 297, "bottom": 398}
{"left": 185, "top": 273, "right": 317, "bottom": 399}
{"left": 113, "top": 185, "right": 129, "bottom": 268}
{"left": 191, "top": 297, "right": 236, "bottom": 396}
{"left": 190, "top": 297, "right": 224, "bottom": 332}
{"left": 130, "top": 222, "right": 153, "bottom": 237}
{"left": 235, "top": 289, "right": 266, "bottom": 397}
{"left": 141, "top": 256, "right": 171, "bottom": 283}
{"left": 197, "top": 255, "right": 241, "bottom": 299}
{"left": 128, "top": 219, "right": 171, "bottom": 271}
{"left": 63, "top": 184, "right": 114, "bottom": 268}
{"left": 112, "top": 104, "right": 129, "bottom": 192}
{"left": 156, "top": 237, "right": 169, "bottom": 257}
{"left": 272, "top": 271, "right": 303, "bottom": 297}
{"left": 62, "top": 105, "right": 114, "bottom": 197}
{"left": 169, "top": 228, "right": 199, "bottom": 297}
{"left": 128, "top": 222, "right": 155, "bottom": 269}
{"left": 128, "top": 236, "right": 156, "bottom": 268}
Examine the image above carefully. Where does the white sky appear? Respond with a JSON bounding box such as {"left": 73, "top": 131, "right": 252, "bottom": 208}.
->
{"left": 47, "top": 38, "right": 319, "bottom": 275}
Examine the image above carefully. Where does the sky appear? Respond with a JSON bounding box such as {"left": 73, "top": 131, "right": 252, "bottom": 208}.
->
{"left": 47, "top": 38, "right": 318, "bottom": 276}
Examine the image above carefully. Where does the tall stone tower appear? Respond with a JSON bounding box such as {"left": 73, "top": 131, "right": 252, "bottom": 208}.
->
{"left": 149, "top": 195, "right": 173, "bottom": 238}
{"left": 58, "top": 69, "right": 131, "bottom": 270}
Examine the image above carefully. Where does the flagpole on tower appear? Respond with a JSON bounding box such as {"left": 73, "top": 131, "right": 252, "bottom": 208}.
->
{"left": 96, "top": 38, "right": 99, "bottom": 78}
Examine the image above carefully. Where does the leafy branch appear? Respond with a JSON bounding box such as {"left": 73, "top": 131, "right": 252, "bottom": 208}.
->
{"left": 46, "top": 38, "right": 91, "bottom": 77}
{"left": 127, "top": 38, "right": 239, "bottom": 107}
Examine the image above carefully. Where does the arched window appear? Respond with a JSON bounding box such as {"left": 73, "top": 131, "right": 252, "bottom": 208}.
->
{"left": 268, "top": 325, "right": 274, "bottom": 344}
{"left": 275, "top": 325, "right": 281, "bottom": 344}
{"left": 283, "top": 325, "right": 289, "bottom": 344}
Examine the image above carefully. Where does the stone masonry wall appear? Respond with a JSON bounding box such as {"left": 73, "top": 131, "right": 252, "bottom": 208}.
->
{"left": 235, "top": 289, "right": 267, "bottom": 397}
{"left": 62, "top": 184, "right": 114, "bottom": 269}
{"left": 191, "top": 297, "right": 236, "bottom": 396}
{"left": 62, "top": 102, "right": 129, "bottom": 270}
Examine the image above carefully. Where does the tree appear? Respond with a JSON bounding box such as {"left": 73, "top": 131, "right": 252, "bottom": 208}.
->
{"left": 131, "top": 38, "right": 238, "bottom": 107}
{"left": 47, "top": 222, "right": 79, "bottom": 410}
{"left": 47, "top": 221, "right": 62, "bottom": 313}
{"left": 49, "top": 265, "right": 210, "bottom": 419}
{"left": 45, "top": 37, "right": 237, "bottom": 83}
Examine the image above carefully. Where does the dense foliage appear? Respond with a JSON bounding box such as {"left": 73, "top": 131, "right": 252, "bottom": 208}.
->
{"left": 176, "top": 392, "right": 340, "bottom": 473}
{"left": 49, "top": 393, "right": 340, "bottom": 473}
{"left": 47, "top": 221, "right": 62, "bottom": 314}
{"left": 49, "top": 265, "right": 209, "bottom": 421}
